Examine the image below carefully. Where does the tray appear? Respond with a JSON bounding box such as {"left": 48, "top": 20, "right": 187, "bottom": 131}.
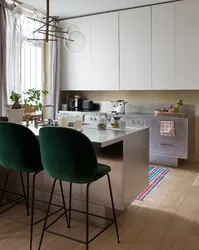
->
{"left": 154, "top": 111, "right": 187, "bottom": 118}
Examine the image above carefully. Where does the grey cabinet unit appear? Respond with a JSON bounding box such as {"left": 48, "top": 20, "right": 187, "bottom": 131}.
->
{"left": 149, "top": 117, "right": 189, "bottom": 167}
{"left": 150, "top": 117, "right": 188, "bottom": 144}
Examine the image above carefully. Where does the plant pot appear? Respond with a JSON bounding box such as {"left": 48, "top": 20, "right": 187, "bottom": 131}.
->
{"left": 7, "top": 105, "right": 36, "bottom": 114}
{"left": 7, "top": 108, "right": 24, "bottom": 124}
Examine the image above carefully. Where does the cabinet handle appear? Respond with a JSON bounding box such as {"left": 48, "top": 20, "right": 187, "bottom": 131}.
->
{"left": 160, "top": 143, "right": 174, "bottom": 147}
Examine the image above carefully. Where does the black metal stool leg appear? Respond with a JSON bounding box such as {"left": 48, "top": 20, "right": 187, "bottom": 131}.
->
{"left": 30, "top": 172, "right": 37, "bottom": 250}
{"left": 38, "top": 179, "right": 57, "bottom": 250}
{"left": 0, "top": 170, "right": 10, "bottom": 207}
{"left": 20, "top": 172, "right": 29, "bottom": 216}
{"left": 86, "top": 183, "right": 90, "bottom": 250}
{"left": 27, "top": 173, "right": 30, "bottom": 216}
{"left": 59, "top": 180, "right": 69, "bottom": 228}
{"left": 107, "top": 174, "right": 120, "bottom": 243}
{"left": 69, "top": 182, "right": 72, "bottom": 228}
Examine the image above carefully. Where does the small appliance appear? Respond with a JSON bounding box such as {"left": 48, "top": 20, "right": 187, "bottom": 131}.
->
{"left": 111, "top": 100, "right": 127, "bottom": 114}
{"left": 68, "top": 95, "right": 82, "bottom": 111}
{"left": 82, "top": 100, "right": 94, "bottom": 111}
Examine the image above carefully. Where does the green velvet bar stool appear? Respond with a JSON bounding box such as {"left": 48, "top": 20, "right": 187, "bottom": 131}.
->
{"left": 0, "top": 122, "right": 43, "bottom": 250}
{"left": 38, "top": 127, "right": 120, "bottom": 250}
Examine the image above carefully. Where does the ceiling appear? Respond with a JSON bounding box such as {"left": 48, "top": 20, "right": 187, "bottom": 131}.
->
{"left": 20, "top": 0, "right": 177, "bottom": 19}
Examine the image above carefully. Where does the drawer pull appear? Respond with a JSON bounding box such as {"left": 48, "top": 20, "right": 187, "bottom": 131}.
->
{"left": 160, "top": 143, "right": 174, "bottom": 147}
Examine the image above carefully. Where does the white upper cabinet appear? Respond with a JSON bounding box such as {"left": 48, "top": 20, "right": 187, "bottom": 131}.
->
{"left": 90, "top": 12, "right": 119, "bottom": 90}
{"left": 59, "top": 19, "right": 75, "bottom": 90}
{"left": 119, "top": 7, "right": 151, "bottom": 90}
{"left": 59, "top": 17, "right": 90, "bottom": 91}
{"left": 175, "top": 0, "right": 199, "bottom": 89}
{"left": 73, "top": 17, "right": 90, "bottom": 90}
{"left": 152, "top": 3, "right": 175, "bottom": 90}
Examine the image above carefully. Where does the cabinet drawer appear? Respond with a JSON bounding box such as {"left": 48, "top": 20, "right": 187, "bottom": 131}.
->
{"left": 150, "top": 118, "right": 188, "bottom": 143}
{"left": 150, "top": 142, "right": 185, "bottom": 157}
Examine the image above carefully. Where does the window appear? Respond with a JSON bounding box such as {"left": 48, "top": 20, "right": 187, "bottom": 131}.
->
{"left": 21, "top": 44, "right": 44, "bottom": 93}
{"left": 6, "top": 7, "right": 44, "bottom": 101}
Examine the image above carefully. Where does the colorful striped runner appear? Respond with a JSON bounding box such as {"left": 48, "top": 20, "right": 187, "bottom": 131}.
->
{"left": 137, "top": 166, "right": 171, "bottom": 201}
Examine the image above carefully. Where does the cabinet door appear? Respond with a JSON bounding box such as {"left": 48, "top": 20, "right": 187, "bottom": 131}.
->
{"left": 90, "top": 12, "right": 119, "bottom": 90}
{"left": 120, "top": 7, "right": 151, "bottom": 90}
{"left": 59, "top": 20, "right": 75, "bottom": 90}
{"left": 152, "top": 3, "right": 175, "bottom": 90}
{"left": 74, "top": 17, "right": 90, "bottom": 90}
{"left": 175, "top": 0, "right": 199, "bottom": 89}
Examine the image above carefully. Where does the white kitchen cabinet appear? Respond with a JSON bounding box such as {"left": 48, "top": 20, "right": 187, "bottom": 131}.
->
{"left": 59, "top": 19, "right": 75, "bottom": 90}
{"left": 152, "top": 3, "right": 175, "bottom": 90}
{"left": 60, "top": 17, "right": 90, "bottom": 91}
{"left": 120, "top": 7, "right": 151, "bottom": 90}
{"left": 175, "top": 0, "right": 199, "bottom": 89}
{"left": 90, "top": 12, "right": 119, "bottom": 90}
{"left": 73, "top": 17, "right": 90, "bottom": 90}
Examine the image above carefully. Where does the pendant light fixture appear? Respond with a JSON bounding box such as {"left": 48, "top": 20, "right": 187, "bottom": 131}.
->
{"left": 13, "top": 0, "right": 86, "bottom": 52}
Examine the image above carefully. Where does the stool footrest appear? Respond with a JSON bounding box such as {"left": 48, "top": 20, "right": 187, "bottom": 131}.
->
{"left": 46, "top": 220, "right": 115, "bottom": 245}
{"left": 30, "top": 197, "right": 63, "bottom": 209}
{"left": 0, "top": 199, "right": 63, "bottom": 227}
{"left": 43, "top": 207, "right": 116, "bottom": 245}
{"left": 33, "top": 207, "right": 64, "bottom": 226}
{"left": 0, "top": 197, "right": 26, "bottom": 214}
{"left": 71, "top": 208, "right": 113, "bottom": 222}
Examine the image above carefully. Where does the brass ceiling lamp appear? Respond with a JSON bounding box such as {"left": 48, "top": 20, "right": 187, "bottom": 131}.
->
{"left": 13, "top": 0, "right": 86, "bottom": 52}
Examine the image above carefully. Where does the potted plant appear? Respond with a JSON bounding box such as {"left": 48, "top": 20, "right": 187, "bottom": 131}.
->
{"left": 23, "top": 88, "right": 48, "bottom": 113}
{"left": 7, "top": 88, "right": 48, "bottom": 124}
{"left": 10, "top": 91, "right": 22, "bottom": 109}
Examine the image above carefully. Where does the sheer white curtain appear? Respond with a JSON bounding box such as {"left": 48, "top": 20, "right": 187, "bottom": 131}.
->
{"left": 0, "top": 1, "right": 7, "bottom": 116}
{"left": 48, "top": 25, "right": 61, "bottom": 119}
{"left": 4, "top": 4, "right": 60, "bottom": 118}
{"left": 6, "top": 8, "right": 21, "bottom": 98}
{"left": 6, "top": 8, "right": 45, "bottom": 105}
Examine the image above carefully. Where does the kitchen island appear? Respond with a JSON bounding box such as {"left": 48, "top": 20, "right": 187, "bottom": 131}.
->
{"left": 5, "top": 125, "right": 149, "bottom": 226}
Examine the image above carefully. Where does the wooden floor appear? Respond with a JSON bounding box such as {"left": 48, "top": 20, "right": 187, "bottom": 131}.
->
{"left": 1, "top": 159, "right": 199, "bottom": 250}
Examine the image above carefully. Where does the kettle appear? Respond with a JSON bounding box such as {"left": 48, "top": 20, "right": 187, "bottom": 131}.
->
{"left": 111, "top": 100, "right": 127, "bottom": 114}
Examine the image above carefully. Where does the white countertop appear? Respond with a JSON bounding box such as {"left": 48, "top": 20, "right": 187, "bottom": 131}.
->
{"left": 29, "top": 125, "right": 148, "bottom": 148}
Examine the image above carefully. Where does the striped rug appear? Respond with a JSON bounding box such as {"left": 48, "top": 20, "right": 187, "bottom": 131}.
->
{"left": 137, "top": 166, "right": 171, "bottom": 201}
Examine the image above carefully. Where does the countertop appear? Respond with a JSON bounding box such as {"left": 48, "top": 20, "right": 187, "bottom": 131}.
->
{"left": 29, "top": 125, "right": 149, "bottom": 148}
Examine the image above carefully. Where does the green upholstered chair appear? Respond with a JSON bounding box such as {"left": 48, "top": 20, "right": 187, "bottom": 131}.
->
{"left": 38, "top": 127, "right": 120, "bottom": 250}
{"left": 0, "top": 122, "right": 43, "bottom": 250}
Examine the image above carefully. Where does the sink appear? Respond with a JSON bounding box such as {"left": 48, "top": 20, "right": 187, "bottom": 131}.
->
{"left": 82, "top": 122, "right": 90, "bottom": 125}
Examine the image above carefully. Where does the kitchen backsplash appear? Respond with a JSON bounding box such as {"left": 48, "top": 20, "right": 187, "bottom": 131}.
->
{"left": 60, "top": 90, "right": 199, "bottom": 155}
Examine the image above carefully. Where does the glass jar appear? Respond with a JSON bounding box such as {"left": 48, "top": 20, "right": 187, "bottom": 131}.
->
{"left": 58, "top": 113, "right": 67, "bottom": 127}
{"left": 73, "top": 116, "right": 82, "bottom": 132}
{"left": 118, "top": 118, "right": 126, "bottom": 131}
{"left": 111, "top": 116, "right": 121, "bottom": 129}
{"left": 97, "top": 113, "right": 107, "bottom": 130}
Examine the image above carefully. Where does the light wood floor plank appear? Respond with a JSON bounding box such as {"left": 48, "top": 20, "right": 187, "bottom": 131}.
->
{"left": 0, "top": 160, "right": 199, "bottom": 249}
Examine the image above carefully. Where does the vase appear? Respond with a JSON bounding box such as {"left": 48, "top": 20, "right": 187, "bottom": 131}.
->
{"left": 7, "top": 108, "right": 24, "bottom": 125}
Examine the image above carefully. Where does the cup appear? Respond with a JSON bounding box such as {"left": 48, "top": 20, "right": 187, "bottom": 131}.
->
{"left": 58, "top": 114, "right": 67, "bottom": 127}
{"left": 73, "top": 116, "right": 82, "bottom": 131}
{"left": 62, "top": 104, "right": 68, "bottom": 111}
{"left": 119, "top": 119, "right": 126, "bottom": 131}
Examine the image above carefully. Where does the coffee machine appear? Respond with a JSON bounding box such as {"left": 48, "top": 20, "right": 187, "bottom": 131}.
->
{"left": 68, "top": 95, "right": 82, "bottom": 111}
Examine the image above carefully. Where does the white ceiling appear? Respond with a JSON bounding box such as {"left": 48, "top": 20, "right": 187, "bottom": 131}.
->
{"left": 20, "top": 0, "right": 177, "bottom": 19}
